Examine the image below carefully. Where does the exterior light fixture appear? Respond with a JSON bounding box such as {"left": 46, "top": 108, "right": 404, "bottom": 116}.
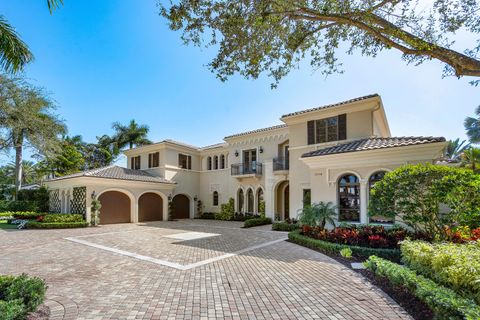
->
{"left": 91, "top": 191, "right": 96, "bottom": 199}
{"left": 259, "top": 146, "right": 264, "bottom": 153}
{"left": 235, "top": 150, "right": 239, "bottom": 157}
{"left": 168, "top": 194, "right": 172, "bottom": 201}
{"left": 194, "top": 195, "right": 198, "bottom": 201}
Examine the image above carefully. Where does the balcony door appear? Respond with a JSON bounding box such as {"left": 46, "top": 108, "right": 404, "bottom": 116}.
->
{"left": 243, "top": 149, "right": 257, "bottom": 173}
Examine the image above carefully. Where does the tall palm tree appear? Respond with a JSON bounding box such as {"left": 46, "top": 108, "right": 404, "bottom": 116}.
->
{"left": 462, "top": 147, "right": 480, "bottom": 172}
{"left": 444, "top": 139, "right": 470, "bottom": 161}
{"left": 5, "top": 160, "right": 40, "bottom": 185}
{"left": 0, "top": 76, "right": 66, "bottom": 197}
{"left": 0, "top": 1, "right": 63, "bottom": 73}
{"left": 465, "top": 106, "right": 480, "bottom": 144}
{"left": 112, "top": 120, "right": 152, "bottom": 150}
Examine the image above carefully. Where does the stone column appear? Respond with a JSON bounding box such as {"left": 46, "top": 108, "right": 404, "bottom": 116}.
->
{"left": 360, "top": 180, "right": 368, "bottom": 224}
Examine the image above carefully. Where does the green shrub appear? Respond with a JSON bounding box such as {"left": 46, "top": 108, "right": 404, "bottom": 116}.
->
{"left": 272, "top": 221, "right": 299, "bottom": 231}
{"left": 401, "top": 240, "right": 480, "bottom": 304}
{"left": 216, "top": 198, "right": 234, "bottom": 221}
{"left": 0, "top": 201, "right": 40, "bottom": 212}
{"left": 288, "top": 230, "right": 401, "bottom": 261}
{"left": 27, "top": 221, "right": 88, "bottom": 229}
{"left": 0, "top": 274, "right": 47, "bottom": 319}
{"left": 365, "top": 256, "right": 480, "bottom": 320}
{"left": 340, "top": 247, "right": 352, "bottom": 258}
{"left": 243, "top": 217, "right": 272, "bottom": 228}
{"left": 369, "top": 163, "right": 480, "bottom": 238}
{"left": 1, "top": 211, "right": 44, "bottom": 219}
{"left": 198, "top": 212, "right": 215, "bottom": 219}
{"left": 42, "top": 214, "right": 84, "bottom": 223}
{"left": 17, "top": 187, "right": 49, "bottom": 212}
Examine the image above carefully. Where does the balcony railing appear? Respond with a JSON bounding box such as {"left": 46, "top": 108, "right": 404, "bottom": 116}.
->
{"left": 273, "top": 157, "right": 289, "bottom": 171}
{"left": 231, "top": 162, "right": 263, "bottom": 176}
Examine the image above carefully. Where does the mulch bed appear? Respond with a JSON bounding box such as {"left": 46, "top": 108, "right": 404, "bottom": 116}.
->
{"left": 289, "top": 239, "right": 434, "bottom": 320}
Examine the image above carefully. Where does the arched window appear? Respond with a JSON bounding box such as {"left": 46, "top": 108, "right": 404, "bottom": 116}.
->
{"left": 220, "top": 154, "right": 225, "bottom": 169}
{"left": 368, "top": 171, "right": 393, "bottom": 223}
{"left": 247, "top": 188, "right": 254, "bottom": 213}
{"left": 257, "top": 188, "right": 264, "bottom": 214}
{"left": 338, "top": 174, "right": 360, "bottom": 222}
{"left": 214, "top": 155, "right": 218, "bottom": 170}
{"left": 213, "top": 191, "right": 219, "bottom": 206}
{"left": 238, "top": 189, "right": 244, "bottom": 213}
{"left": 207, "top": 156, "right": 212, "bottom": 170}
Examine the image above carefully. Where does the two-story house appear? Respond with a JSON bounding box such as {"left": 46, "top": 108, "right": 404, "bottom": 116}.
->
{"left": 44, "top": 94, "right": 446, "bottom": 225}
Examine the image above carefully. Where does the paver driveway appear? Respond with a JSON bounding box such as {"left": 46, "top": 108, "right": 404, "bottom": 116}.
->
{"left": 0, "top": 220, "right": 411, "bottom": 320}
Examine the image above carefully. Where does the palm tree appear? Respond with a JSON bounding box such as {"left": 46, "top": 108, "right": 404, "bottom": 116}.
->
{"left": 462, "top": 147, "right": 480, "bottom": 172}
{"left": 0, "top": 1, "right": 63, "bottom": 73}
{"left": 112, "top": 120, "right": 152, "bottom": 150}
{"left": 444, "top": 139, "right": 470, "bottom": 162}
{"left": 297, "top": 201, "right": 337, "bottom": 229}
{"left": 465, "top": 106, "right": 480, "bottom": 144}
{"left": 0, "top": 76, "right": 66, "bottom": 197}
{"left": 4, "top": 161, "right": 41, "bottom": 185}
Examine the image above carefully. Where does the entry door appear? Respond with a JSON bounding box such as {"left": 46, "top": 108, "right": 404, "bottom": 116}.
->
{"left": 243, "top": 149, "right": 257, "bottom": 173}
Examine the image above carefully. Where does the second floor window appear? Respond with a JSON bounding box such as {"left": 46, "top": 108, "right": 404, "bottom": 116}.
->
{"left": 220, "top": 154, "right": 225, "bottom": 169}
{"left": 178, "top": 154, "right": 192, "bottom": 170}
{"left": 148, "top": 152, "right": 159, "bottom": 168}
{"left": 131, "top": 156, "right": 141, "bottom": 170}
{"left": 307, "top": 114, "right": 346, "bottom": 145}
{"left": 214, "top": 155, "right": 218, "bottom": 170}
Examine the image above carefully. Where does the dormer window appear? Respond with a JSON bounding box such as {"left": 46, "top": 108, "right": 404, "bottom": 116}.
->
{"left": 131, "top": 156, "right": 141, "bottom": 170}
{"left": 307, "top": 114, "right": 346, "bottom": 145}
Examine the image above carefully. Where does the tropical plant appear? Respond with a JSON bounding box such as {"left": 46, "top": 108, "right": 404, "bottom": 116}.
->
{"left": 340, "top": 248, "right": 352, "bottom": 259}
{"left": 0, "top": 1, "right": 64, "bottom": 74}
{"left": 112, "top": 120, "right": 152, "bottom": 150}
{"left": 297, "top": 201, "right": 337, "bottom": 229}
{"left": 465, "top": 106, "right": 480, "bottom": 144}
{"left": 3, "top": 161, "right": 41, "bottom": 185}
{"left": 216, "top": 197, "right": 234, "bottom": 220}
{"left": 0, "top": 76, "right": 66, "bottom": 197}
{"left": 161, "top": 0, "right": 480, "bottom": 88}
{"left": 444, "top": 139, "right": 470, "bottom": 162}
{"left": 90, "top": 199, "right": 101, "bottom": 226}
{"left": 462, "top": 147, "right": 480, "bottom": 172}
{"left": 369, "top": 163, "right": 480, "bottom": 238}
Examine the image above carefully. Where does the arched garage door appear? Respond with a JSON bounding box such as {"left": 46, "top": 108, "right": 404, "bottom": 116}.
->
{"left": 138, "top": 193, "right": 163, "bottom": 222}
{"left": 98, "top": 191, "right": 131, "bottom": 224}
{"left": 171, "top": 194, "right": 190, "bottom": 219}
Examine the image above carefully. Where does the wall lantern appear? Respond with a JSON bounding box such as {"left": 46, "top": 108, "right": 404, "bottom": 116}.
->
{"left": 91, "top": 191, "right": 96, "bottom": 199}
{"left": 194, "top": 195, "right": 198, "bottom": 202}
{"left": 235, "top": 150, "right": 239, "bottom": 157}
{"left": 168, "top": 194, "right": 172, "bottom": 201}
{"left": 259, "top": 146, "right": 264, "bottom": 153}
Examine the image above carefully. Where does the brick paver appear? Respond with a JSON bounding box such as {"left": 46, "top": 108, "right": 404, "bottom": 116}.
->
{"left": 0, "top": 220, "right": 411, "bottom": 319}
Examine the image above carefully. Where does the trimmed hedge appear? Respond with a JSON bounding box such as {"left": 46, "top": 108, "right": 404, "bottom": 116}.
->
{"left": 401, "top": 240, "right": 480, "bottom": 304}
{"left": 0, "top": 201, "right": 41, "bottom": 213}
{"left": 243, "top": 217, "right": 272, "bottom": 228}
{"left": 10, "top": 212, "right": 44, "bottom": 220}
{"left": 0, "top": 274, "right": 47, "bottom": 320}
{"left": 27, "top": 221, "right": 88, "bottom": 229}
{"left": 198, "top": 212, "right": 215, "bottom": 220}
{"left": 288, "top": 230, "right": 401, "bottom": 261}
{"left": 42, "top": 214, "right": 84, "bottom": 223}
{"left": 272, "top": 221, "right": 299, "bottom": 232}
{"left": 365, "top": 256, "right": 480, "bottom": 320}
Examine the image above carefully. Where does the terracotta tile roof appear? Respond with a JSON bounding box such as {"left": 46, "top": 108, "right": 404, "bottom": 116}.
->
{"left": 46, "top": 165, "right": 175, "bottom": 184}
{"left": 224, "top": 124, "right": 288, "bottom": 139}
{"left": 281, "top": 94, "right": 380, "bottom": 119}
{"left": 200, "top": 142, "right": 228, "bottom": 150}
{"left": 302, "top": 136, "right": 446, "bottom": 158}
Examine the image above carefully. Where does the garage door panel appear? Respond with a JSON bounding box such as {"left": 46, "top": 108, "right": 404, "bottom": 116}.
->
{"left": 139, "top": 193, "right": 163, "bottom": 222}
{"left": 98, "top": 191, "right": 131, "bottom": 224}
{"left": 172, "top": 194, "right": 189, "bottom": 219}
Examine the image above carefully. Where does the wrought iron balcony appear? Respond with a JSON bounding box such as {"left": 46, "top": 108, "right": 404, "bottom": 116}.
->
{"left": 273, "top": 157, "right": 289, "bottom": 171}
{"left": 231, "top": 162, "right": 262, "bottom": 176}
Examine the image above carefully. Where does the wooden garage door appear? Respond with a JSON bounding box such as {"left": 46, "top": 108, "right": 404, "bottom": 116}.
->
{"left": 138, "top": 193, "right": 163, "bottom": 222}
{"left": 98, "top": 191, "right": 131, "bottom": 224}
{"left": 172, "top": 194, "right": 190, "bottom": 219}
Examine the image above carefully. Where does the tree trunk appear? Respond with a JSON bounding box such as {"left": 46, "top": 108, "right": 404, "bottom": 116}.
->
{"left": 14, "top": 132, "right": 24, "bottom": 200}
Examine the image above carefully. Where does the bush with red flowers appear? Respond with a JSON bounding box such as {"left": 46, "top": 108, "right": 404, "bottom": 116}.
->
{"left": 302, "top": 224, "right": 431, "bottom": 249}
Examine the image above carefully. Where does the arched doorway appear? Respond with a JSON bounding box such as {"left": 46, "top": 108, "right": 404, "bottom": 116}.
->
{"left": 98, "top": 191, "right": 131, "bottom": 224}
{"left": 138, "top": 192, "right": 163, "bottom": 222}
{"left": 275, "top": 181, "right": 289, "bottom": 220}
{"left": 171, "top": 194, "right": 190, "bottom": 219}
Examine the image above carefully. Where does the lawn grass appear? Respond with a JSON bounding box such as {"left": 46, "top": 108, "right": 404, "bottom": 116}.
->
{"left": 0, "top": 220, "right": 18, "bottom": 230}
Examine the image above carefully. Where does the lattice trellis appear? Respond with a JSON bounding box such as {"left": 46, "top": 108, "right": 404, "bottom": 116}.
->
{"left": 49, "top": 190, "right": 61, "bottom": 213}
{"left": 71, "top": 187, "right": 86, "bottom": 216}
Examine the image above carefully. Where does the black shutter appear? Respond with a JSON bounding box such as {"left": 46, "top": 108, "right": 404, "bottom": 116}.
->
{"left": 338, "top": 114, "right": 347, "bottom": 140}
{"left": 307, "top": 120, "right": 315, "bottom": 145}
{"left": 148, "top": 154, "right": 152, "bottom": 168}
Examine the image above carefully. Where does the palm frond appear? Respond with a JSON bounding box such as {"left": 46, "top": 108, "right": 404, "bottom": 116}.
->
{"left": 0, "top": 16, "right": 33, "bottom": 73}
{"left": 47, "top": 0, "right": 64, "bottom": 13}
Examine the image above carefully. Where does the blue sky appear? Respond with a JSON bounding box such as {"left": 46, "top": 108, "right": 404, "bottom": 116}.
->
{"left": 1, "top": 0, "right": 479, "bottom": 165}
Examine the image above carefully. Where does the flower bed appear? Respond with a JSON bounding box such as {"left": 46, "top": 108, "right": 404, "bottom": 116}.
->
{"left": 0, "top": 274, "right": 47, "bottom": 320}
{"left": 0, "top": 211, "right": 44, "bottom": 220}
{"left": 401, "top": 240, "right": 480, "bottom": 304}
{"left": 289, "top": 230, "right": 401, "bottom": 261}
{"left": 365, "top": 255, "right": 480, "bottom": 320}
{"left": 272, "top": 221, "right": 299, "bottom": 231}
{"left": 243, "top": 217, "right": 272, "bottom": 228}
{"left": 26, "top": 221, "right": 88, "bottom": 229}
{"left": 302, "top": 224, "right": 430, "bottom": 249}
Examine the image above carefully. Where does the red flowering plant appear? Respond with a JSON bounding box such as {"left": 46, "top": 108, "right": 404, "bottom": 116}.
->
{"left": 36, "top": 215, "right": 44, "bottom": 222}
